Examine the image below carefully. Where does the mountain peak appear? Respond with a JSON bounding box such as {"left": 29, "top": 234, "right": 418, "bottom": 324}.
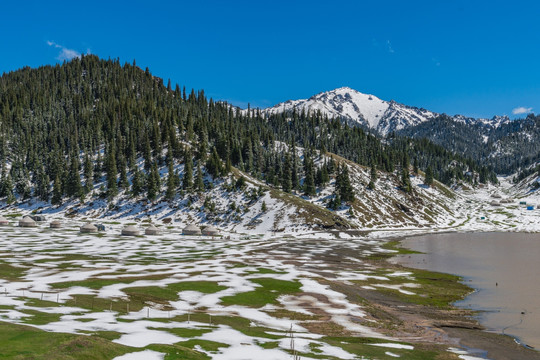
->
{"left": 258, "top": 87, "right": 435, "bottom": 133}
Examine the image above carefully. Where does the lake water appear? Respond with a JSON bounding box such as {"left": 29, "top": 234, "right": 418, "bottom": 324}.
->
{"left": 392, "top": 232, "right": 540, "bottom": 350}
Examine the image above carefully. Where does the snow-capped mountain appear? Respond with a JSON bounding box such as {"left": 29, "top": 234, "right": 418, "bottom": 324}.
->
{"left": 252, "top": 87, "right": 509, "bottom": 135}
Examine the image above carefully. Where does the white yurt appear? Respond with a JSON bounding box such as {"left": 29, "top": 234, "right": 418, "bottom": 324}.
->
{"left": 19, "top": 216, "right": 37, "bottom": 228}
{"left": 183, "top": 224, "right": 202, "bottom": 235}
{"left": 202, "top": 225, "right": 219, "bottom": 236}
{"left": 121, "top": 225, "right": 140, "bottom": 236}
{"left": 50, "top": 220, "right": 62, "bottom": 229}
{"left": 0, "top": 216, "right": 9, "bottom": 226}
{"left": 145, "top": 224, "right": 161, "bottom": 235}
{"left": 80, "top": 223, "right": 98, "bottom": 233}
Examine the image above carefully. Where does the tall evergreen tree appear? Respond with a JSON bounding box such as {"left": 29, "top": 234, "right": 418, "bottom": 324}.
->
{"left": 195, "top": 163, "right": 204, "bottom": 192}
{"left": 425, "top": 166, "right": 434, "bottom": 186}
{"left": 65, "top": 154, "right": 83, "bottom": 199}
{"left": 336, "top": 164, "right": 355, "bottom": 202}
{"left": 51, "top": 175, "right": 62, "bottom": 205}
{"left": 165, "top": 160, "right": 176, "bottom": 201}
{"left": 106, "top": 146, "right": 118, "bottom": 199}
{"left": 83, "top": 154, "right": 93, "bottom": 194}
{"left": 183, "top": 150, "right": 193, "bottom": 191}
{"left": 281, "top": 154, "right": 292, "bottom": 193}
{"left": 401, "top": 168, "right": 412, "bottom": 193}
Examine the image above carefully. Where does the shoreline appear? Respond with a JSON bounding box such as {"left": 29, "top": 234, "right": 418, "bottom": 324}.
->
{"left": 387, "top": 232, "right": 540, "bottom": 359}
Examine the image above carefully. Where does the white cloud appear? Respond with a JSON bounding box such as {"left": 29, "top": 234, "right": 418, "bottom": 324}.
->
{"left": 512, "top": 106, "right": 533, "bottom": 115}
{"left": 46, "top": 40, "right": 81, "bottom": 61}
{"left": 386, "top": 40, "right": 395, "bottom": 53}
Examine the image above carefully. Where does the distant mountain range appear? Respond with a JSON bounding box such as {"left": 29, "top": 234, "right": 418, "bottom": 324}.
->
{"left": 250, "top": 87, "right": 511, "bottom": 135}
{"left": 246, "top": 87, "right": 539, "bottom": 174}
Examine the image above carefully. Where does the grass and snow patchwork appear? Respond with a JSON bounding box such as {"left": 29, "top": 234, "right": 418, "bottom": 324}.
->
{"left": 0, "top": 224, "right": 430, "bottom": 359}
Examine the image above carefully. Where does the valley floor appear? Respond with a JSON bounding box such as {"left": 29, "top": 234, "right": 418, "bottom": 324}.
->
{"left": 0, "top": 213, "right": 539, "bottom": 359}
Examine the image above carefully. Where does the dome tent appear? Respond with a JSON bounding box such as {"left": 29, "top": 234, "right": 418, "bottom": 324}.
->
{"left": 121, "top": 225, "right": 140, "bottom": 236}
{"left": 19, "top": 216, "right": 37, "bottom": 228}
{"left": 80, "top": 223, "right": 98, "bottom": 233}
{"left": 50, "top": 220, "right": 62, "bottom": 228}
{"left": 183, "top": 224, "right": 201, "bottom": 235}
{"left": 145, "top": 224, "right": 160, "bottom": 235}
{"left": 202, "top": 225, "right": 219, "bottom": 236}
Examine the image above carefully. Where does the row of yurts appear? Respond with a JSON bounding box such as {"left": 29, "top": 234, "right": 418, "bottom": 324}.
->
{"left": 0, "top": 215, "right": 219, "bottom": 237}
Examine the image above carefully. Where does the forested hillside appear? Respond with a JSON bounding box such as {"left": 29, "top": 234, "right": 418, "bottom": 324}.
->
{"left": 0, "top": 55, "right": 495, "bottom": 213}
{"left": 399, "top": 114, "right": 540, "bottom": 174}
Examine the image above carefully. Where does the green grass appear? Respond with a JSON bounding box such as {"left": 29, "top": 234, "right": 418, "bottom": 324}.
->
{"left": 0, "top": 321, "right": 134, "bottom": 359}
{"left": 62, "top": 281, "right": 227, "bottom": 313}
{"left": 258, "top": 341, "right": 279, "bottom": 349}
{"left": 374, "top": 268, "right": 472, "bottom": 308}
{"left": 23, "top": 298, "right": 62, "bottom": 308}
{"left": 169, "top": 314, "right": 283, "bottom": 340}
{"left": 149, "top": 327, "right": 213, "bottom": 338}
{"left": 20, "top": 309, "right": 63, "bottom": 325}
{"left": 173, "top": 339, "right": 229, "bottom": 352}
{"left": 367, "top": 240, "right": 422, "bottom": 260}
{"left": 0, "top": 262, "right": 27, "bottom": 281}
{"left": 78, "top": 330, "right": 123, "bottom": 340}
{"left": 220, "top": 278, "right": 301, "bottom": 307}
{"left": 248, "top": 267, "right": 287, "bottom": 275}
{"left": 4, "top": 213, "right": 22, "bottom": 218}
{"left": 322, "top": 336, "right": 443, "bottom": 359}
{"left": 123, "top": 281, "right": 227, "bottom": 305}
{"left": 50, "top": 273, "right": 174, "bottom": 290}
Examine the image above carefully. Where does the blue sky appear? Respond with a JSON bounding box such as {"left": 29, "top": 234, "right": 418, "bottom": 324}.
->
{"left": 1, "top": 0, "right": 538, "bottom": 118}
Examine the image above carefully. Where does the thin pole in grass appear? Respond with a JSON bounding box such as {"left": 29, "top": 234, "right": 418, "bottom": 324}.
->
{"left": 56, "top": 293, "right": 59, "bottom": 303}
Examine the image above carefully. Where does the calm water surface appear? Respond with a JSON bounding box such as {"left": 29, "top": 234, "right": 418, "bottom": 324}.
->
{"left": 393, "top": 232, "right": 540, "bottom": 350}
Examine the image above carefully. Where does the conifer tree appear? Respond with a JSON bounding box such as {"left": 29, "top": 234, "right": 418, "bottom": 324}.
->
{"left": 401, "top": 168, "right": 412, "bottom": 193}
{"left": 303, "top": 155, "right": 316, "bottom": 196}
{"left": 206, "top": 147, "right": 223, "bottom": 179}
{"left": 106, "top": 146, "right": 118, "bottom": 199}
{"left": 425, "top": 166, "right": 434, "bottom": 186}
{"left": 118, "top": 156, "right": 129, "bottom": 190}
{"left": 83, "top": 154, "right": 93, "bottom": 194}
{"left": 37, "top": 172, "right": 50, "bottom": 202}
{"left": 165, "top": 166, "right": 176, "bottom": 201}
{"left": 131, "top": 167, "right": 144, "bottom": 197}
{"left": 281, "top": 154, "right": 292, "bottom": 193}
{"left": 147, "top": 162, "right": 160, "bottom": 201}
{"left": 368, "top": 163, "right": 377, "bottom": 190}
{"left": 196, "top": 163, "right": 204, "bottom": 192}
{"left": 291, "top": 144, "right": 299, "bottom": 190}
{"left": 65, "top": 154, "right": 82, "bottom": 199}
{"left": 51, "top": 175, "right": 62, "bottom": 205}
{"left": 183, "top": 150, "right": 193, "bottom": 191}
{"left": 1, "top": 174, "right": 15, "bottom": 204}
{"left": 336, "top": 164, "right": 355, "bottom": 202}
